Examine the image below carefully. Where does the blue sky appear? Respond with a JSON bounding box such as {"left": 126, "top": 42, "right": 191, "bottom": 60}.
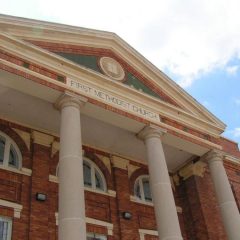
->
{"left": 171, "top": 58, "right": 240, "bottom": 143}
{"left": 1, "top": 0, "right": 240, "bottom": 146}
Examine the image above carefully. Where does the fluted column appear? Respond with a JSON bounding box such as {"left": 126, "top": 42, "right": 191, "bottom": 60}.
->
{"left": 138, "top": 125, "right": 183, "bottom": 240}
{"left": 206, "top": 150, "right": 240, "bottom": 240}
{"left": 56, "top": 93, "right": 87, "bottom": 240}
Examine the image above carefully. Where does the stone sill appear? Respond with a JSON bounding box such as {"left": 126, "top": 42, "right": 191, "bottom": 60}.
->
{"left": 55, "top": 213, "right": 113, "bottom": 235}
{"left": 0, "top": 165, "right": 32, "bottom": 176}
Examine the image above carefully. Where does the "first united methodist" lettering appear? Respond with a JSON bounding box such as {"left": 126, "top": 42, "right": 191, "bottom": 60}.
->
{"left": 67, "top": 79, "right": 160, "bottom": 122}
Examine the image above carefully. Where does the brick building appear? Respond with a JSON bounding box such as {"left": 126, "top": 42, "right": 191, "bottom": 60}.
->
{"left": 0, "top": 15, "right": 240, "bottom": 240}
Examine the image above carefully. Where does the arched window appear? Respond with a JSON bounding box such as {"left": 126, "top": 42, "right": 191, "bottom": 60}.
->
{"left": 83, "top": 158, "right": 107, "bottom": 192}
{"left": 0, "top": 131, "right": 22, "bottom": 169}
{"left": 56, "top": 158, "right": 107, "bottom": 192}
{"left": 134, "top": 175, "right": 152, "bottom": 202}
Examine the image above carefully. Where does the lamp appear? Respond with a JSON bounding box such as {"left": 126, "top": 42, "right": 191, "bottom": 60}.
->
{"left": 122, "top": 212, "right": 132, "bottom": 220}
{"left": 36, "top": 193, "right": 47, "bottom": 202}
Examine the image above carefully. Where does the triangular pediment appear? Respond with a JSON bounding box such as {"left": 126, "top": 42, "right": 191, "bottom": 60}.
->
{"left": 48, "top": 50, "right": 178, "bottom": 106}
{"left": 0, "top": 14, "right": 226, "bottom": 137}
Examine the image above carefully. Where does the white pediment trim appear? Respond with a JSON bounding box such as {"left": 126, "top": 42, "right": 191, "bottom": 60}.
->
{"left": 0, "top": 19, "right": 226, "bottom": 137}
{"left": 0, "top": 14, "right": 226, "bottom": 129}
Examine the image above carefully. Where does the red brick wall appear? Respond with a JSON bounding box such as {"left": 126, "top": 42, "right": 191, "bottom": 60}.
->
{"left": 29, "top": 143, "right": 52, "bottom": 240}
{"left": 177, "top": 173, "right": 227, "bottom": 240}
{"left": 0, "top": 120, "right": 240, "bottom": 240}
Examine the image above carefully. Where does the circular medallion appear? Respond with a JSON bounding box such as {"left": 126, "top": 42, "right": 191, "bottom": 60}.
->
{"left": 99, "top": 57, "right": 125, "bottom": 81}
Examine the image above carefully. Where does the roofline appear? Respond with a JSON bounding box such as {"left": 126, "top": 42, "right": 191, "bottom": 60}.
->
{"left": 0, "top": 14, "right": 227, "bottom": 132}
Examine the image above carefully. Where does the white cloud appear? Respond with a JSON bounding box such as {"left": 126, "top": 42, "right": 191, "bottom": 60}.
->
{"left": 232, "top": 128, "right": 240, "bottom": 138}
{"left": 235, "top": 99, "right": 240, "bottom": 106}
{"left": 2, "top": 0, "right": 240, "bottom": 88}
{"left": 226, "top": 65, "right": 239, "bottom": 75}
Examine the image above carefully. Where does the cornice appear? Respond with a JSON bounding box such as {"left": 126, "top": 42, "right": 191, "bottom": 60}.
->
{"left": 0, "top": 60, "right": 223, "bottom": 150}
{"left": 0, "top": 14, "right": 226, "bottom": 130}
{"left": 0, "top": 32, "right": 225, "bottom": 139}
{"left": 225, "top": 155, "right": 240, "bottom": 165}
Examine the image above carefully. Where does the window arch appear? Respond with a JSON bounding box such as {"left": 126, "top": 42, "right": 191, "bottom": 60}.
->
{"left": 0, "top": 131, "right": 22, "bottom": 169}
{"left": 56, "top": 158, "right": 107, "bottom": 192}
{"left": 83, "top": 158, "right": 107, "bottom": 192}
{"left": 134, "top": 175, "right": 152, "bottom": 202}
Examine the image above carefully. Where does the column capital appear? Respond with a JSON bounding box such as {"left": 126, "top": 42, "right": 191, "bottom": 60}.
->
{"left": 55, "top": 91, "right": 88, "bottom": 110}
{"left": 205, "top": 150, "right": 224, "bottom": 163}
{"left": 137, "top": 124, "right": 166, "bottom": 141}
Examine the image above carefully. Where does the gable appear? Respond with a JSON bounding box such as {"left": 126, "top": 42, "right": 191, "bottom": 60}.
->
{"left": 28, "top": 40, "right": 180, "bottom": 107}
{"left": 56, "top": 52, "right": 168, "bottom": 102}
{"left": 0, "top": 14, "right": 226, "bottom": 137}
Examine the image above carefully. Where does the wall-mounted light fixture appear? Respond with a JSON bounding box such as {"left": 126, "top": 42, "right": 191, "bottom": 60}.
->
{"left": 36, "top": 193, "right": 47, "bottom": 202}
{"left": 122, "top": 212, "right": 132, "bottom": 220}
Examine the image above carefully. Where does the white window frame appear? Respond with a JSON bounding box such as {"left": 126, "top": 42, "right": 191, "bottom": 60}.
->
{"left": 83, "top": 158, "right": 107, "bottom": 192}
{"left": 0, "top": 216, "right": 12, "bottom": 240}
{"left": 0, "top": 130, "right": 22, "bottom": 170}
{"left": 134, "top": 175, "right": 152, "bottom": 202}
{"left": 56, "top": 158, "right": 107, "bottom": 193}
{"left": 87, "top": 232, "right": 107, "bottom": 240}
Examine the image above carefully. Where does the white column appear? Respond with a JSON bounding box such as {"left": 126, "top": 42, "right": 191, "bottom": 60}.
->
{"left": 56, "top": 93, "right": 87, "bottom": 240}
{"left": 138, "top": 125, "right": 183, "bottom": 240}
{"left": 206, "top": 150, "right": 240, "bottom": 240}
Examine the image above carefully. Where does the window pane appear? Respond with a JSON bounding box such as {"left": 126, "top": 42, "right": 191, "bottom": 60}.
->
{"left": 95, "top": 170, "right": 104, "bottom": 190}
{"left": 83, "top": 162, "right": 92, "bottom": 187}
{"left": 87, "top": 233, "right": 107, "bottom": 240}
{"left": 8, "top": 145, "right": 19, "bottom": 168}
{"left": 135, "top": 180, "right": 141, "bottom": 199}
{"left": 0, "top": 137, "right": 5, "bottom": 164}
{"left": 0, "top": 218, "right": 10, "bottom": 240}
{"left": 142, "top": 178, "right": 152, "bottom": 202}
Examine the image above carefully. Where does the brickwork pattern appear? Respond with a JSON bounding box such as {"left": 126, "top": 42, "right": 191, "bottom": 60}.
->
{"left": 0, "top": 120, "right": 239, "bottom": 239}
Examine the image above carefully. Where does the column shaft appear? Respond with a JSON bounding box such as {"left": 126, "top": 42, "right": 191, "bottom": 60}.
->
{"left": 58, "top": 97, "right": 86, "bottom": 240}
{"left": 207, "top": 151, "right": 240, "bottom": 240}
{"left": 140, "top": 126, "right": 183, "bottom": 240}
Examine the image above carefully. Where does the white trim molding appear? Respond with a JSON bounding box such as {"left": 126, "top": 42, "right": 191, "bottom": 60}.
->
{"left": 225, "top": 155, "right": 240, "bottom": 165}
{"left": 0, "top": 165, "right": 32, "bottom": 176}
{"left": 49, "top": 175, "right": 58, "bottom": 183}
{"left": 139, "top": 229, "right": 158, "bottom": 240}
{"left": 85, "top": 187, "right": 116, "bottom": 198}
{"left": 51, "top": 141, "right": 60, "bottom": 157}
{"left": 130, "top": 195, "right": 154, "bottom": 206}
{"left": 55, "top": 213, "right": 113, "bottom": 235}
{"left": 0, "top": 199, "right": 23, "bottom": 218}
{"left": 86, "top": 217, "right": 113, "bottom": 236}
{"left": 31, "top": 131, "right": 54, "bottom": 147}
{"left": 0, "top": 14, "right": 226, "bottom": 136}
